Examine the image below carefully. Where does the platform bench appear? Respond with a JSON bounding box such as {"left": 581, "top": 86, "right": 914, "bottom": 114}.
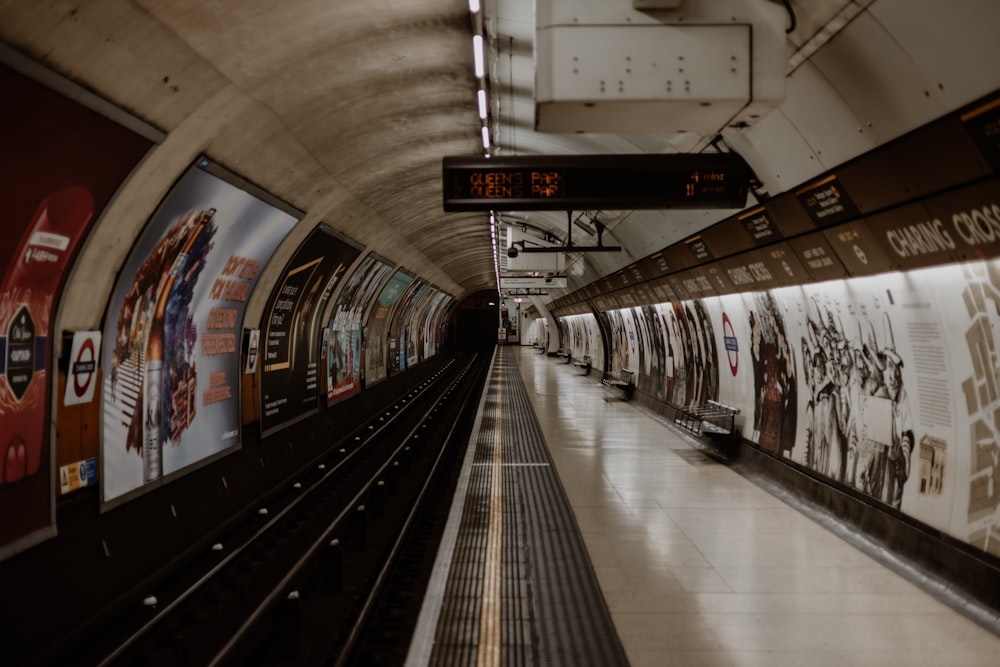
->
{"left": 673, "top": 399, "right": 740, "bottom": 437}
{"left": 602, "top": 368, "right": 634, "bottom": 401}
{"left": 556, "top": 350, "right": 572, "bottom": 363}
{"left": 573, "top": 355, "right": 592, "bottom": 375}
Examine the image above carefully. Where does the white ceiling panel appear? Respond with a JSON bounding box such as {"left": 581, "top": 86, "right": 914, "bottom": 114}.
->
{"left": 724, "top": 108, "right": 824, "bottom": 196}
{"left": 779, "top": 60, "right": 877, "bottom": 171}
{"left": 808, "top": 9, "right": 948, "bottom": 143}
{"left": 869, "top": 0, "right": 1000, "bottom": 108}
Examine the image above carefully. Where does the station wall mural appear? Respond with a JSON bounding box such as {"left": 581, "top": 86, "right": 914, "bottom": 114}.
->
{"left": 602, "top": 302, "right": 719, "bottom": 408}
{"left": 558, "top": 313, "right": 605, "bottom": 374}
{"left": 583, "top": 256, "right": 1000, "bottom": 559}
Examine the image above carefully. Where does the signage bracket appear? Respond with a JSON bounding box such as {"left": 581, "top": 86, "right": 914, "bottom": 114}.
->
{"left": 520, "top": 211, "right": 622, "bottom": 253}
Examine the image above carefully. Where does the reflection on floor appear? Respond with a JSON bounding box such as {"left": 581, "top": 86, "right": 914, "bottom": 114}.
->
{"left": 514, "top": 346, "right": 1000, "bottom": 667}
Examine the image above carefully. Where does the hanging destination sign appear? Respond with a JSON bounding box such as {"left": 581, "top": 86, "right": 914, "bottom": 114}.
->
{"left": 442, "top": 153, "right": 749, "bottom": 211}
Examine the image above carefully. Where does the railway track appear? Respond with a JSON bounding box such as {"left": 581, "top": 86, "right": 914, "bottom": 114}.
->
{"left": 39, "top": 354, "right": 488, "bottom": 667}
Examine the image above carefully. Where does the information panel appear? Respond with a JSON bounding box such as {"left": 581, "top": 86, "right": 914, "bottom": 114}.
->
{"left": 442, "top": 153, "right": 749, "bottom": 211}
{"left": 795, "top": 174, "right": 861, "bottom": 228}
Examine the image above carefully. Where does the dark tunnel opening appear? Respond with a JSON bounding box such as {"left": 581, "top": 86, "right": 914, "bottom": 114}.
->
{"left": 453, "top": 290, "right": 500, "bottom": 353}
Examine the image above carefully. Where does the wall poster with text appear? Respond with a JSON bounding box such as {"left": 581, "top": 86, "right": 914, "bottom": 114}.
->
{"left": 389, "top": 280, "right": 427, "bottom": 373}
{"left": 365, "top": 269, "right": 414, "bottom": 386}
{"left": 403, "top": 285, "right": 437, "bottom": 369}
{"left": 326, "top": 254, "right": 394, "bottom": 405}
{"left": 418, "top": 290, "right": 452, "bottom": 362}
{"left": 260, "top": 226, "right": 361, "bottom": 436}
{"left": 0, "top": 61, "right": 155, "bottom": 554}
{"left": 101, "top": 159, "right": 297, "bottom": 504}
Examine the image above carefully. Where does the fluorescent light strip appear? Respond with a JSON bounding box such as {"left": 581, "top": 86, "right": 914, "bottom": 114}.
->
{"left": 473, "top": 35, "right": 484, "bottom": 78}
{"left": 481, "top": 126, "right": 490, "bottom": 150}
{"left": 478, "top": 89, "right": 488, "bottom": 120}
{"left": 469, "top": 0, "right": 480, "bottom": 12}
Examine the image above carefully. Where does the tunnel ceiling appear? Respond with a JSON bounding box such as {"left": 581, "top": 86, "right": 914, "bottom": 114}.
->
{"left": 2, "top": 0, "right": 999, "bottom": 310}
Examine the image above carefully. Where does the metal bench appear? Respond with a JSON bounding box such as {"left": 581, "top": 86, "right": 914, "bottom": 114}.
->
{"left": 573, "top": 354, "right": 592, "bottom": 375}
{"left": 673, "top": 399, "right": 739, "bottom": 437}
{"left": 602, "top": 368, "right": 634, "bottom": 401}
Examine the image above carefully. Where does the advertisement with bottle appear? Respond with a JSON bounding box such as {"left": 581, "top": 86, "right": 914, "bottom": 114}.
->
{"left": 260, "top": 226, "right": 361, "bottom": 435}
{"left": 327, "top": 254, "right": 394, "bottom": 405}
{"left": 101, "top": 160, "right": 297, "bottom": 504}
{"left": 0, "top": 62, "right": 154, "bottom": 554}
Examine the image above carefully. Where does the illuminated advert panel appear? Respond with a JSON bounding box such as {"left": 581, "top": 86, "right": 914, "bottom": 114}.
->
{"left": 101, "top": 159, "right": 297, "bottom": 504}
{"left": 327, "top": 254, "right": 394, "bottom": 406}
{"left": 0, "top": 61, "right": 155, "bottom": 554}
{"left": 260, "top": 226, "right": 361, "bottom": 436}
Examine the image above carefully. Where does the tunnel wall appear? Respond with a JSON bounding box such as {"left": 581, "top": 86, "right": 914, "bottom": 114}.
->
{"left": 0, "top": 50, "right": 455, "bottom": 568}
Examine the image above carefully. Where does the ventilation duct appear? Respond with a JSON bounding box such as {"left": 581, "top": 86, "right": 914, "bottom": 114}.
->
{"left": 535, "top": 0, "right": 786, "bottom": 134}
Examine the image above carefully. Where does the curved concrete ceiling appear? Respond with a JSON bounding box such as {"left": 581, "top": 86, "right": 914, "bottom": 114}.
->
{"left": 2, "top": 0, "right": 1000, "bottom": 328}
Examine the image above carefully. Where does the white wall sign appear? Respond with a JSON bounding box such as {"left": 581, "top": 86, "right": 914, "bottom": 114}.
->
{"left": 64, "top": 331, "right": 101, "bottom": 406}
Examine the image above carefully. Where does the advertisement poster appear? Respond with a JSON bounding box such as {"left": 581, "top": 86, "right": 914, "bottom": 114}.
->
{"left": 389, "top": 280, "right": 426, "bottom": 373}
{"left": 327, "top": 254, "right": 394, "bottom": 405}
{"left": 260, "top": 226, "right": 360, "bottom": 435}
{"left": 365, "top": 269, "right": 414, "bottom": 386}
{"left": 101, "top": 161, "right": 297, "bottom": 503}
{"left": 603, "top": 302, "right": 719, "bottom": 408}
{"left": 0, "top": 62, "right": 154, "bottom": 553}
{"left": 419, "top": 291, "right": 452, "bottom": 361}
{"left": 560, "top": 313, "right": 604, "bottom": 373}
{"left": 404, "top": 285, "right": 437, "bottom": 369}
{"left": 429, "top": 292, "right": 454, "bottom": 358}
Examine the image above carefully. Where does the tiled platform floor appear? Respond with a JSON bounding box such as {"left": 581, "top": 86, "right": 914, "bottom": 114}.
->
{"left": 514, "top": 346, "right": 1000, "bottom": 667}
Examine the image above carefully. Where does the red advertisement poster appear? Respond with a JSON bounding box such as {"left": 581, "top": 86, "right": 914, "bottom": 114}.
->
{"left": 0, "top": 62, "right": 154, "bottom": 554}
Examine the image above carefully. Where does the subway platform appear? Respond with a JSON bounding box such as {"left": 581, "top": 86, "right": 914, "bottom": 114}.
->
{"left": 407, "top": 346, "right": 1000, "bottom": 667}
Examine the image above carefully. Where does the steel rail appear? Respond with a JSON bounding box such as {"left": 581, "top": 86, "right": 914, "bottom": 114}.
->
{"left": 96, "top": 362, "right": 458, "bottom": 667}
{"left": 207, "top": 357, "right": 477, "bottom": 666}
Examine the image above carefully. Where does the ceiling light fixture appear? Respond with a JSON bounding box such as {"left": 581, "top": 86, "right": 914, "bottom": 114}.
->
{"left": 478, "top": 89, "right": 488, "bottom": 120}
{"left": 473, "top": 35, "right": 484, "bottom": 78}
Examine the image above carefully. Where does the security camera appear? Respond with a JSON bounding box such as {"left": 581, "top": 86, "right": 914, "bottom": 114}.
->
{"left": 507, "top": 246, "right": 519, "bottom": 258}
